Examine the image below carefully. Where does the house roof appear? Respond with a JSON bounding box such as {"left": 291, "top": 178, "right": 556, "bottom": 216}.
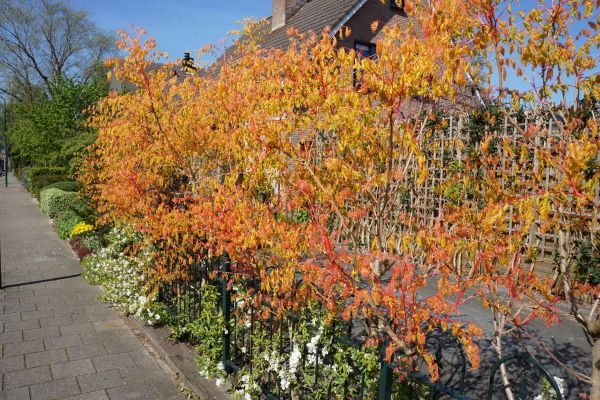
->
{"left": 207, "top": 0, "right": 365, "bottom": 74}
{"left": 262, "top": 0, "right": 364, "bottom": 50}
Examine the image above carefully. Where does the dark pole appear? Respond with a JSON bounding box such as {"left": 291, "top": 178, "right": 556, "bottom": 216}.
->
{"left": 0, "top": 97, "right": 5, "bottom": 289}
{"left": 1, "top": 96, "right": 7, "bottom": 187}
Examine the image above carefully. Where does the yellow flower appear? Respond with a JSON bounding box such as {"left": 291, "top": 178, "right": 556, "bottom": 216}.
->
{"left": 70, "top": 222, "right": 94, "bottom": 238}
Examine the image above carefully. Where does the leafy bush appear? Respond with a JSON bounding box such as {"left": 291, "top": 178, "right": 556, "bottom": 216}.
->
{"left": 40, "top": 188, "right": 76, "bottom": 217}
{"left": 81, "top": 232, "right": 104, "bottom": 253}
{"left": 40, "top": 187, "right": 93, "bottom": 221}
{"left": 42, "top": 180, "right": 82, "bottom": 192}
{"left": 55, "top": 210, "right": 82, "bottom": 240}
{"left": 28, "top": 166, "right": 66, "bottom": 197}
{"left": 574, "top": 239, "right": 600, "bottom": 285}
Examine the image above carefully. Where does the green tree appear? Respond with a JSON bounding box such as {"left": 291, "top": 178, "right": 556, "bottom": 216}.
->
{"left": 8, "top": 75, "right": 108, "bottom": 168}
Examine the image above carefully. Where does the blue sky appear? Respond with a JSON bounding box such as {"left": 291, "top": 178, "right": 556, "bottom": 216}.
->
{"left": 72, "top": 0, "right": 597, "bottom": 103}
{"left": 71, "top": 1, "right": 272, "bottom": 61}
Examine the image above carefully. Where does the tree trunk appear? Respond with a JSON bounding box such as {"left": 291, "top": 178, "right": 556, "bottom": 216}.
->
{"left": 592, "top": 339, "right": 600, "bottom": 400}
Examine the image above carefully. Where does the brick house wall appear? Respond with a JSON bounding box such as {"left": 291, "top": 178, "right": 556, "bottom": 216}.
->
{"left": 337, "top": 0, "right": 410, "bottom": 50}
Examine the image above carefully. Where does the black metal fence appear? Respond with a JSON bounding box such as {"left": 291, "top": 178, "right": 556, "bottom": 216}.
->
{"left": 159, "top": 256, "right": 565, "bottom": 400}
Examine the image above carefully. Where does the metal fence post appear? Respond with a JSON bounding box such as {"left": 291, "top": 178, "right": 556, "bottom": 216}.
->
{"left": 2, "top": 96, "right": 7, "bottom": 188}
{"left": 221, "top": 256, "right": 231, "bottom": 372}
{"left": 377, "top": 362, "right": 393, "bottom": 400}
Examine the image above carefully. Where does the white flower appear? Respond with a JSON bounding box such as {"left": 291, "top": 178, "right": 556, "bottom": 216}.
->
{"left": 215, "top": 378, "right": 224, "bottom": 387}
{"left": 289, "top": 345, "right": 302, "bottom": 374}
{"left": 217, "top": 362, "right": 224, "bottom": 371}
{"left": 533, "top": 376, "right": 566, "bottom": 400}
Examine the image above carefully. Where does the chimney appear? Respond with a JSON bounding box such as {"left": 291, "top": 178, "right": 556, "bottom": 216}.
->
{"left": 272, "top": 0, "right": 308, "bottom": 31}
{"left": 182, "top": 52, "right": 196, "bottom": 71}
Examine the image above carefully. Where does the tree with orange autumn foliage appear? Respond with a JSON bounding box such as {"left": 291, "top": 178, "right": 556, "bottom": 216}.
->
{"left": 82, "top": 0, "right": 599, "bottom": 397}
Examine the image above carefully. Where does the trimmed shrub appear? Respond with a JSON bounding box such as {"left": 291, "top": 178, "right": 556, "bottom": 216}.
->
{"left": 40, "top": 188, "right": 77, "bottom": 218}
{"left": 28, "top": 166, "right": 67, "bottom": 197}
{"left": 55, "top": 210, "right": 82, "bottom": 240}
{"left": 40, "top": 187, "right": 94, "bottom": 220}
{"left": 42, "top": 180, "right": 82, "bottom": 192}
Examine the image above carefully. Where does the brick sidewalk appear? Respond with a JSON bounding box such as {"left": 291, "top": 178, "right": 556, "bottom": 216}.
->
{"left": 0, "top": 174, "right": 185, "bottom": 400}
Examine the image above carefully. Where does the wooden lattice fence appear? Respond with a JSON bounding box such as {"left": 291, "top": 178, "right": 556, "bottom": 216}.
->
{"left": 346, "top": 112, "right": 599, "bottom": 278}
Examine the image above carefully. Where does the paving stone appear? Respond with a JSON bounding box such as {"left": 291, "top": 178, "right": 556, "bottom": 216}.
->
{"left": 59, "top": 323, "right": 96, "bottom": 336}
{"left": 0, "top": 386, "right": 31, "bottom": 400}
{"left": 29, "top": 377, "right": 81, "bottom": 400}
{"left": 103, "top": 338, "right": 143, "bottom": 355}
{"left": 23, "top": 326, "right": 60, "bottom": 341}
{"left": 43, "top": 334, "right": 82, "bottom": 350}
{"left": 105, "top": 382, "right": 159, "bottom": 400}
{"left": 4, "top": 303, "right": 36, "bottom": 313}
{"left": 20, "top": 310, "right": 53, "bottom": 321}
{"left": 0, "top": 355, "right": 25, "bottom": 373}
{"left": 25, "top": 349, "right": 68, "bottom": 368}
{"left": 92, "top": 354, "right": 136, "bottom": 372}
{"left": 4, "top": 365, "right": 52, "bottom": 389}
{"left": 127, "top": 351, "right": 156, "bottom": 369}
{"left": 66, "top": 344, "right": 108, "bottom": 361}
{"left": 92, "top": 320, "right": 127, "bottom": 332}
{"left": 0, "top": 331, "right": 23, "bottom": 345}
{"left": 77, "top": 370, "right": 125, "bottom": 393}
{"left": 53, "top": 306, "right": 87, "bottom": 317}
{"left": 39, "top": 315, "right": 73, "bottom": 328}
{"left": 50, "top": 359, "right": 96, "bottom": 379}
{"left": 0, "top": 297, "right": 21, "bottom": 306}
{"left": 20, "top": 295, "right": 50, "bottom": 305}
{"left": 62, "top": 391, "right": 109, "bottom": 400}
{"left": 4, "top": 339, "right": 44, "bottom": 357}
{"left": 3, "top": 320, "right": 39, "bottom": 332}
{"left": 119, "top": 366, "right": 165, "bottom": 384}
{"left": 0, "top": 313, "right": 21, "bottom": 323}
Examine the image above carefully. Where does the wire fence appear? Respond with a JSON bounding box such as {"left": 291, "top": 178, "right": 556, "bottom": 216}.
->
{"left": 158, "top": 254, "right": 565, "bottom": 400}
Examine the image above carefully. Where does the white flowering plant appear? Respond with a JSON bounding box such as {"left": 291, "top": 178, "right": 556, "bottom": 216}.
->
{"left": 161, "top": 282, "right": 227, "bottom": 382}
{"left": 228, "top": 301, "right": 381, "bottom": 400}
{"left": 81, "top": 225, "right": 161, "bottom": 325}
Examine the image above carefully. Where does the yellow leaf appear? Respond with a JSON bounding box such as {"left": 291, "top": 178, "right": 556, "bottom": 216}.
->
{"left": 371, "top": 20, "right": 380, "bottom": 33}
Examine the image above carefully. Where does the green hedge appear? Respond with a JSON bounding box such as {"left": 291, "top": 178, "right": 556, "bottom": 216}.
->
{"left": 40, "top": 187, "right": 93, "bottom": 220}
{"left": 40, "top": 188, "right": 78, "bottom": 218}
{"left": 29, "top": 167, "right": 67, "bottom": 197}
{"left": 42, "top": 180, "right": 82, "bottom": 192}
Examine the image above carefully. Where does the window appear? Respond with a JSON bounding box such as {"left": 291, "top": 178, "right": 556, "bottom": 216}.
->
{"left": 391, "top": 0, "right": 404, "bottom": 11}
{"left": 354, "top": 42, "right": 376, "bottom": 60}
{"left": 353, "top": 42, "right": 376, "bottom": 88}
